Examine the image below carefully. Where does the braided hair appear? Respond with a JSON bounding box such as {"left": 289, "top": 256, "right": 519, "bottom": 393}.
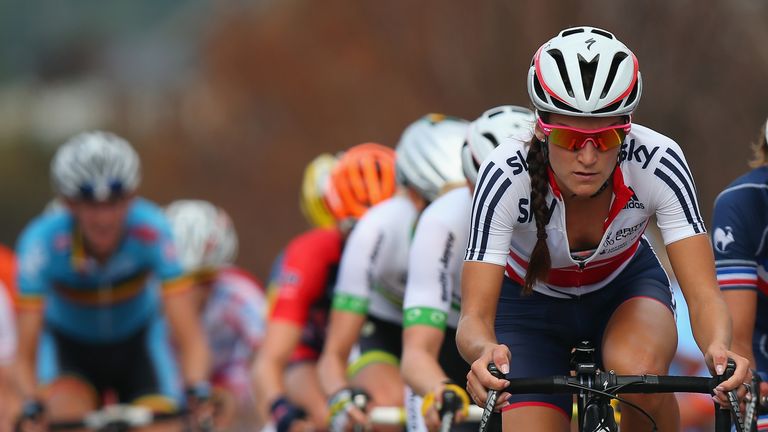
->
{"left": 522, "top": 133, "right": 552, "bottom": 295}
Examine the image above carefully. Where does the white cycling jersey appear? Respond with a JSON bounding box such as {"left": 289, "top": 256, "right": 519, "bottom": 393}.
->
{"left": 403, "top": 186, "right": 470, "bottom": 330}
{"left": 0, "top": 282, "right": 16, "bottom": 366}
{"left": 465, "top": 123, "right": 705, "bottom": 298}
{"left": 332, "top": 195, "right": 417, "bottom": 325}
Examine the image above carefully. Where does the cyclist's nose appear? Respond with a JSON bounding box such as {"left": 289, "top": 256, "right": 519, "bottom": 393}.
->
{"left": 577, "top": 139, "right": 599, "bottom": 165}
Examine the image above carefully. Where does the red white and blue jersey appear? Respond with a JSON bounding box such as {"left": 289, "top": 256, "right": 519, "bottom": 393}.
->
{"left": 465, "top": 124, "right": 705, "bottom": 298}
{"left": 203, "top": 267, "right": 266, "bottom": 398}
{"left": 267, "top": 228, "right": 343, "bottom": 361}
{"left": 712, "top": 166, "right": 768, "bottom": 335}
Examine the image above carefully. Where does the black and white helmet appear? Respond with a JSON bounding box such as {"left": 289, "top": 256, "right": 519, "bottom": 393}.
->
{"left": 527, "top": 26, "right": 642, "bottom": 117}
{"left": 51, "top": 131, "right": 141, "bottom": 201}
{"left": 395, "top": 114, "right": 468, "bottom": 202}
{"left": 165, "top": 200, "right": 238, "bottom": 272}
{"left": 462, "top": 105, "right": 535, "bottom": 186}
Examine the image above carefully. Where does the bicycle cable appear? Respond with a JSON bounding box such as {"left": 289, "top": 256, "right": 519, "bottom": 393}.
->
{"left": 564, "top": 381, "right": 658, "bottom": 431}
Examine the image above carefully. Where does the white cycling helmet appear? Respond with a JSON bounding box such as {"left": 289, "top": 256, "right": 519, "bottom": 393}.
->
{"left": 462, "top": 105, "right": 535, "bottom": 185}
{"left": 395, "top": 114, "right": 468, "bottom": 202}
{"left": 165, "top": 200, "right": 238, "bottom": 272}
{"left": 51, "top": 131, "right": 141, "bottom": 201}
{"left": 527, "top": 26, "right": 642, "bottom": 117}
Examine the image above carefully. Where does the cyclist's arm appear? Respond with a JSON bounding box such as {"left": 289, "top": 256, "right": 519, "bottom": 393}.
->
{"left": 456, "top": 261, "right": 505, "bottom": 364}
{"left": 710, "top": 186, "right": 762, "bottom": 368}
{"left": 721, "top": 290, "right": 757, "bottom": 367}
{"left": 401, "top": 326, "right": 446, "bottom": 396}
{"left": 667, "top": 235, "right": 743, "bottom": 381}
{"left": 253, "top": 321, "right": 303, "bottom": 420}
{"left": 317, "top": 310, "right": 366, "bottom": 396}
{"left": 162, "top": 280, "right": 210, "bottom": 386}
{"left": 15, "top": 308, "right": 42, "bottom": 399}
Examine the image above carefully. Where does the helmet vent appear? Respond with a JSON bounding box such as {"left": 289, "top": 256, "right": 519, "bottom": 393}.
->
{"left": 593, "top": 100, "right": 623, "bottom": 115}
{"left": 624, "top": 79, "right": 640, "bottom": 106}
{"left": 562, "top": 28, "right": 585, "bottom": 37}
{"left": 552, "top": 98, "right": 581, "bottom": 113}
{"left": 487, "top": 109, "right": 504, "bottom": 118}
{"left": 578, "top": 54, "right": 599, "bottom": 100}
{"left": 482, "top": 133, "right": 499, "bottom": 147}
{"left": 547, "top": 49, "right": 574, "bottom": 98}
{"left": 600, "top": 52, "right": 628, "bottom": 99}
{"left": 533, "top": 75, "right": 548, "bottom": 102}
{"left": 590, "top": 28, "right": 613, "bottom": 39}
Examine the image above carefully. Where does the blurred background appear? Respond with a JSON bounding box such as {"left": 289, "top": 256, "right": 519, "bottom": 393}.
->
{"left": 0, "top": 0, "right": 767, "bottom": 279}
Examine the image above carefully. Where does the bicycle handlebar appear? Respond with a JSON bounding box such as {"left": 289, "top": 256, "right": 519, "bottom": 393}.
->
{"left": 503, "top": 373, "right": 717, "bottom": 395}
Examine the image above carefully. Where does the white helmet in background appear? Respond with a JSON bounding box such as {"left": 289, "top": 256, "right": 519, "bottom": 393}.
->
{"left": 51, "top": 131, "right": 141, "bottom": 201}
{"left": 165, "top": 200, "right": 238, "bottom": 272}
{"left": 462, "top": 105, "right": 535, "bottom": 186}
{"left": 395, "top": 114, "right": 468, "bottom": 202}
{"left": 527, "top": 26, "right": 642, "bottom": 117}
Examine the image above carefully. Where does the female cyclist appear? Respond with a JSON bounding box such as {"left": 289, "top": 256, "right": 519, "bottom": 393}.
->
{"left": 712, "top": 117, "right": 768, "bottom": 428}
{"left": 253, "top": 144, "right": 396, "bottom": 432}
{"left": 317, "top": 114, "right": 468, "bottom": 430}
{"left": 401, "top": 105, "right": 533, "bottom": 432}
{"left": 457, "top": 26, "right": 749, "bottom": 432}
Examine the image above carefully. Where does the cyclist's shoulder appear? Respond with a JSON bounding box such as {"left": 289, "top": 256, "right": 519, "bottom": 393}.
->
{"left": 284, "top": 227, "right": 343, "bottom": 258}
{"left": 420, "top": 186, "right": 471, "bottom": 227}
{"left": 351, "top": 195, "right": 416, "bottom": 235}
{"left": 367, "top": 195, "right": 416, "bottom": 219}
{"left": 620, "top": 123, "right": 684, "bottom": 172}
{"left": 217, "top": 266, "right": 265, "bottom": 293}
{"left": 17, "top": 211, "right": 72, "bottom": 249}
{"left": 713, "top": 167, "right": 768, "bottom": 212}
{"left": 124, "top": 198, "right": 173, "bottom": 244}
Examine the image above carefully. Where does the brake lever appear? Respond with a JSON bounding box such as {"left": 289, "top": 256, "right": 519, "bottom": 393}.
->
{"left": 724, "top": 359, "right": 744, "bottom": 432}
{"left": 479, "top": 363, "right": 504, "bottom": 432}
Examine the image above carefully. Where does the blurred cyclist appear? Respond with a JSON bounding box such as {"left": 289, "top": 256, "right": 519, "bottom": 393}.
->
{"left": 0, "top": 250, "right": 17, "bottom": 432}
{"left": 15, "top": 131, "right": 210, "bottom": 431}
{"left": 712, "top": 117, "right": 768, "bottom": 429}
{"left": 317, "top": 114, "right": 468, "bottom": 431}
{"left": 401, "top": 106, "right": 533, "bottom": 432}
{"left": 165, "top": 199, "right": 267, "bottom": 431}
{"left": 254, "top": 146, "right": 396, "bottom": 432}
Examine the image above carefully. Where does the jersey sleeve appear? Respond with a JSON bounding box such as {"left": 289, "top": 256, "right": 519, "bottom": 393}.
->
{"left": 234, "top": 282, "right": 267, "bottom": 350}
{"left": 147, "top": 216, "right": 187, "bottom": 294}
{"left": 464, "top": 159, "right": 520, "bottom": 266}
{"left": 403, "top": 216, "right": 457, "bottom": 331}
{"left": 269, "top": 230, "right": 341, "bottom": 325}
{"left": 0, "top": 284, "right": 16, "bottom": 365}
{"left": 15, "top": 222, "right": 51, "bottom": 310}
{"left": 332, "top": 217, "right": 387, "bottom": 315}
{"left": 711, "top": 186, "right": 765, "bottom": 291}
{"left": 651, "top": 144, "right": 707, "bottom": 245}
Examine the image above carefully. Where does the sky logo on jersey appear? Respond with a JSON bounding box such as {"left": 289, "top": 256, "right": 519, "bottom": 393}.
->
{"left": 623, "top": 187, "right": 645, "bottom": 209}
{"left": 713, "top": 226, "right": 735, "bottom": 253}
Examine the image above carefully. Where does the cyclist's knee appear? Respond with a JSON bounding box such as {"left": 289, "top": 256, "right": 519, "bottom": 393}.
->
{"left": 619, "top": 391, "right": 677, "bottom": 412}
{"left": 45, "top": 376, "right": 99, "bottom": 419}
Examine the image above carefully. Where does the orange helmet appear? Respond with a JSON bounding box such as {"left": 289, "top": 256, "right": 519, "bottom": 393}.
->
{"left": 325, "top": 143, "right": 396, "bottom": 224}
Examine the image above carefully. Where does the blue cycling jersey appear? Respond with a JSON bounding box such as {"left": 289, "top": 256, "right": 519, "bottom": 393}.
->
{"left": 712, "top": 166, "right": 768, "bottom": 373}
{"left": 16, "top": 198, "right": 185, "bottom": 343}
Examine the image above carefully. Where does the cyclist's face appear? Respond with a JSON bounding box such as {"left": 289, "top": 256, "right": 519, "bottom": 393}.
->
{"left": 68, "top": 196, "right": 133, "bottom": 258}
{"left": 535, "top": 113, "right": 624, "bottom": 198}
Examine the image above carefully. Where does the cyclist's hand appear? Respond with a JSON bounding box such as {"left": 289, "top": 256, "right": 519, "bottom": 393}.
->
{"left": 466, "top": 344, "right": 510, "bottom": 410}
{"left": 705, "top": 348, "right": 750, "bottom": 405}
{"left": 421, "top": 383, "right": 470, "bottom": 432}
{"left": 270, "top": 396, "right": 308, "bottom": 432}
{"left": 327, "top": 388, "right": 370, "bottom": 432}
{"left": 14, "top": 399, "right": 46, "bottom": 432}
{"left": 186, "top": 382, "right": 215, "bottom": 430}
